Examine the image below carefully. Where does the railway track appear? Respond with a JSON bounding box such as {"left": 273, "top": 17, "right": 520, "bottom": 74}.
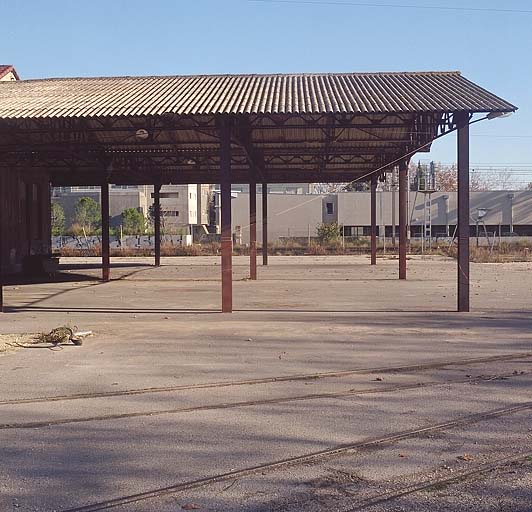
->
{"left": 1, "top": 369, "right": 529, "bottom": 430}
{"left": 342, "top": 450, "right": 532, "bottom": 511}
{"left": 2, "top": 351, "right": 530, "bottom": 406}
{"left": 61, "top": 400, "right": 532, "bottom": 512}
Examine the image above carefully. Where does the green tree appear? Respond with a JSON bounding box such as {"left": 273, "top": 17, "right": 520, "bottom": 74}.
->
{"left": 51, "top": 202, "right": 65, "bottom": 236}
{"left": 147, "top": 203, "right": 166, "bottom": 235}
{"left": 74, "top": 197, "right": 101, "bottom": 235}
{"left": 121, "top": 208, "right": 146, "bottom": 235}
{"left": 317, "top": 222, "right": 341, "bottom": 243}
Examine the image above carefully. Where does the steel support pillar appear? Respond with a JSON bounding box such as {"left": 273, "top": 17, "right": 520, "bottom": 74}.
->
{"left": 101, "top": 181, "right": 110, "bottom": 282}
{"left": 399, "top": 161, "right": 408, "bottom": 280}
{"left": 220, "top": 121, "right": 233, "bottom": 313}
{"left": 0, "top": 247, "right": 3, "bottom": 312}
{"left": 457, "top": 111, "right": 470, "bottom": 312}
{"left": 0, "top": 180, "right": 3, "bottom": 312}
{"left": 370, "top": 175, "right": 377, "bottom": 265}
{"left": 154, "top": 182, "right": 161, "bottom": 267}
{"left": 262, "top": 183, "right": 268, "bottom": 266}
{"left": 391, "top": 185, "right": 396, "bottom": 248}
{"left": 249, "top": 180, "right": 257, "bottom": 280}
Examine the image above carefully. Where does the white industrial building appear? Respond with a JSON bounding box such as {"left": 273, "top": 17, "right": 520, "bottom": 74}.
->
{"left": 231, "top": 190, "right": 532, "bottom": 244}
{"left": 52, "top": 184, "right": 212, "bottom": 235}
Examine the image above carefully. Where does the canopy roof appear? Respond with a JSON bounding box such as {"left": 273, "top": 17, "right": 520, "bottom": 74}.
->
{"left": 0, "top": 71, "right": 516, "bottom": 118}
{"left": 0, "top": 71, "right": 517, "bottom": 185}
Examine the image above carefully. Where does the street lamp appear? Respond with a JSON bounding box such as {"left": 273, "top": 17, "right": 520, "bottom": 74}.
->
{"left": 487, "top": 111, "right": 514, "bottom": 120}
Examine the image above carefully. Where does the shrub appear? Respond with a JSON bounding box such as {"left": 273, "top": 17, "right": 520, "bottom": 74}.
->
{"left": 317, "top": 222, "right": 341, "bottom": 243}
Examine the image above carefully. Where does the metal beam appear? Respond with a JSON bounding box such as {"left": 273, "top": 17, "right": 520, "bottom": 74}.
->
{"left": 370, "top": 175, "right": 377, "bottom": 265}
{"left": 154, "top": 182, "right": 161, "bottom": 267}
{"left": 101, "top": 181, "right": 110, "bottom": 282}
{"left": 399, "top": 161, "right": 408, "bottom": 279}
{"left": 219, "top": 119, "right": 233, "bottom": 313}
{"left": 262, "top": 183, "right": 268, "bottom": 266}
{"left": 249, "top": 179, "right": 257, "bottom": 280}
{"left": 457, "top": 112, "right": 470, "bottom": 312}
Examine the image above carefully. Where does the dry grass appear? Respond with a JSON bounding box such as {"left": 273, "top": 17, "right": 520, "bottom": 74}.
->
{"left": 58, "top": 242, "right": 222, "bottom": 257}
{"left": 60, "top": 244, "right": 102, "bottom": 257}
{"left": 56, "top": 239, "right": 531, "bottom": 262}
{"left": 440, "top": 242, "right": 532, "bottom": 263}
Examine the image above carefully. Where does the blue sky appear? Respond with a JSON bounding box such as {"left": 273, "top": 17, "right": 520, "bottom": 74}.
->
{"left": 1, "top": 0, "right": 531, "bottom": 180}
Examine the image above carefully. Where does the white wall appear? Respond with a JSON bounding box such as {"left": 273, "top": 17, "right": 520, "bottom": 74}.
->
{"left": 338, "top": 191, "right": 532, "bottom": 227}
{"left": 232, "top": 193, "right": 325, "bottom": 244}
{"left": 231, "top": 190, "right": 532, "bottom": 243}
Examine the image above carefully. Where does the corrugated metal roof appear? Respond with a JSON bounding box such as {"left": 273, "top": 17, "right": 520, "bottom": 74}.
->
{"left": 0, "top": 72, "right": 516, "bottom": 119}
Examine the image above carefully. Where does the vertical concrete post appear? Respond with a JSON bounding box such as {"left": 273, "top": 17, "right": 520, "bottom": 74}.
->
{"left": 101, "top": 181, "right": 110, "bottom": 282}
{"left": 399, "top": 160, "right": 408, "bottom": 280}
{"left": 370, "top": 175, "right": 377, "bottom": 265}
{"left": 154, "top": 182, "right": 161, "bottom": 267}
{"left": 249, "top": 180, "right": 257, "bottom": 280}
{"left": 262, "top": 183, "right": 268, "bottom": 266}
{"left": 457, "top": 111, "right": 470, "bottom": 312}
{"left": 220, "top": 120, "right": 233, "bottom": 313}
{"left": 444, "top": 195, "right": 450, "bottom": 237}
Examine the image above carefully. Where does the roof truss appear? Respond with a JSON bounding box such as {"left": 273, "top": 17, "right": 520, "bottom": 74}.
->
{"left": 0, "top": 111, "right": 455, "bottom": 185}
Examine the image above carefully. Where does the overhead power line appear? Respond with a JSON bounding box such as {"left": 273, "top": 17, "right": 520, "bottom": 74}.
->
{"left": 249, "top": 0, "right": 532, "bottom": 14}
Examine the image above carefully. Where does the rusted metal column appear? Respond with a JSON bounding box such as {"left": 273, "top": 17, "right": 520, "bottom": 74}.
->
{"left": 391, "top": 182, "right": 396, "bottom": 248}
{"left": 154, "top": 182, "right": 161, "bottom": 267}
{"left": 370, "top": 175, "right": 377, "bottom": 265}
{"left": 0, "top": 250, "right": 3, "bottom": 312}
{"left": 399, "top": 161, "right": 408, "bottom": 279}
{"left": 249, "top": 180, "right": 257, "bottom": 280}
{"left": 0, "top": 239, "right": 3, "bottom": 312}
{"left": 0, "top": 175, "right": 3, "bottom": 313}
{"left": 101, "top": 181, "right": 110, "bottom": 282}
{"left": 457, "top": 111, "right": 470, "bottom": 312}
{"left": 220, "top": 120, "right": 233, "bottom": 313}
{"left": 262, "top": 183, "right": 268, "bottom": 266}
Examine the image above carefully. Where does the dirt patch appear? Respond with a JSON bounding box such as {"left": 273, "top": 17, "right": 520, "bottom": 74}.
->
{"left": 0, "top": 333, "right": 38, "bottom": 355}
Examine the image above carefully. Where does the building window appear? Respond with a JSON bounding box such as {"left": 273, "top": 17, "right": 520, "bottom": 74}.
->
{"left": 326, "top": 202, "right": 334, "bottom": 215}
{"left": 165, "top": 211, "right": 179, "bottom": 217}
{"left": 153, "top": 192, "right": 179, "bottom": 199}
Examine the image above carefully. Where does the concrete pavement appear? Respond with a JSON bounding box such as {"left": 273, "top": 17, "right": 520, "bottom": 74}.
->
{"left": 0, "top": 256, "right": 531, "bottom": 511}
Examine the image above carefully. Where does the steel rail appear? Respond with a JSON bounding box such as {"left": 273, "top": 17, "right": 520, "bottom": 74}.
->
{"left": 1, "top": 370, "right": 529, "bottom": 431}
{"left": 342, "top": 451, "right": 532, "bottom": 511}
{"left": 1, "top": 351, "right": 530, "bottom": 406}
{"left": 61, "top": 401, "right": 532, "bottom": 512}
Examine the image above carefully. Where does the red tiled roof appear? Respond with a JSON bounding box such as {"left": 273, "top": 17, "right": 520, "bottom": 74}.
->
{"left": 0, "top": 65, "right": 19, "bottom": 80}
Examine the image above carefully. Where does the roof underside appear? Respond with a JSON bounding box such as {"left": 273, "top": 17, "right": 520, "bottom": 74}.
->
{"left": 0, "top": 72, "right": 517, "bottom": 185}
